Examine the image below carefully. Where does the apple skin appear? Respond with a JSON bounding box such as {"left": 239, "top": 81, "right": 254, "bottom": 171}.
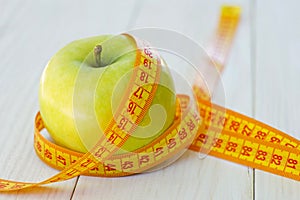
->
{"left": 39, "top": 34, "right": 176, "bottom": 154}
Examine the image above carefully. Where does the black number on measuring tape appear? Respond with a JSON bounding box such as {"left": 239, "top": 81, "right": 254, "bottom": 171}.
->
{"left": 285, "top": 143, "right": 296, "bottom": 148}
{"left": 255, "top": 150, "right": 267, "bottom": 161}
{"left": 127, "top": 101, "right": 137, "bottom": 115}
{"left": 255, "top": 131, "right": 267, "bottom": 140}
{"left": 178, "top": 128, "right": 188, "bottom": 140}
{"left": 270, "top": 136, "right": 281, "bottom": 143}
{"left": 213, "top": 138, "right": 223, "bottom": 148}
{"left": 287, "top": 159, "right": 298, "bottom": 169}
{"left": 271, "top": 154, "right": 283, "bottom": 165}
{"left": 167, "top": 138, "right": 176, "bottom": 149}
{"left": 197, "top": 133, "right": 207, "bottom": 144}
{"left": 226, "top": 142, "right": 238, "bottom": 152}
{"left": 118, "top": 116, "right": 128, "bottom": 130}
{"left": 241, "top": 146, "right": 252, "bottom": 156}
{"left": 133, "top": 87, "right": 144, "bottom": 99}
{"left": 143, "top": 58, "right": 152, "bottom": 69}
{"left": 140, "top": 71, "right": 149, "bottom": 83}
{"left": 144, "top": 48, "right": 153, "bottom": 58}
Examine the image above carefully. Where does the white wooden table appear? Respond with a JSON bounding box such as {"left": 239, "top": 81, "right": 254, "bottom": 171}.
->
{"left": 1, "top": 0, "right": 300, "bottom": 199}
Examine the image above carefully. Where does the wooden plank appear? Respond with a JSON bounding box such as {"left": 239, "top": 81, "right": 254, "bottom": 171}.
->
{"left": 0, "top": 0, "right": 137, "bottom": 199}
{"left": 255, "top": 1, "right": 300, "bottom": 199}
{"left": 73, "top": 0, "right": 253, "bottom": 199}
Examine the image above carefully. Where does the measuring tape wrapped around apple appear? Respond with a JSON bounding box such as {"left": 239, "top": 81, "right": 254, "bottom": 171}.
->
{"left": 1, "top": 6, "right": 300, "bottom": 192}
{"left": 37, "top": 32, "right": 200, "bottom": 177}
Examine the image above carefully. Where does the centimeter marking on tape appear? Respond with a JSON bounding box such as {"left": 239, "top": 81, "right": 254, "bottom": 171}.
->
{"left": 207, "top": 5, "right": 241, "bottom": 72}
{"left": 33, "top": 94, "right": 300, "bottom": 182}
{"left": 3, "top": 5, "right": 298, "bottom": 192}
{"left": 33, "top": 95, "right": 198, "bottom": 177}
{"left": 0, "top": 29, "right": 169, "bottom": 190}
{"left": 192, "top": 5, "right": 241, "bottom": 101}
{"left": 189, "top": 99, "right": 300, "bottom": 181}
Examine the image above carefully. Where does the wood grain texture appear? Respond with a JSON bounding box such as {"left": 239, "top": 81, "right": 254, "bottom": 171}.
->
{"left": 0, "top": 0, "right": 138, "bottom": 199}
{"left": 1, "top": 0, "right": 299, "bottom": 199}
{"left": 73, "top": 0, "right": 253, "bottom": 199}
{"left": 255, "top": 1, "right": 300, "bottom": 200}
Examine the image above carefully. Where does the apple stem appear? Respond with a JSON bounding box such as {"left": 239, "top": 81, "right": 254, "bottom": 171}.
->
{"left": 94, "top": 45, "right": 102, "bottom": 67}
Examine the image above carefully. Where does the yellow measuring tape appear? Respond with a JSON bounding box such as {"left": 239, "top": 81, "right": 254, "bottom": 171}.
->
{"left": 206, "top": 5, "right": 241, "bottom": 72}
{"left": 190, "top": 99, "right": 300, "bottom": 181}
{"left": 1, "top": 6, "right": 299, "bottom": 191}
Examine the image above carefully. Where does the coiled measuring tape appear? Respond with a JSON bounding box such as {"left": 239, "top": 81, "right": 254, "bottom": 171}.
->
{"left": 0, "top": 31, "right": 200, "bottom": 190}
{"left": 2, "top": 6, "right": 299, "bottom": 192}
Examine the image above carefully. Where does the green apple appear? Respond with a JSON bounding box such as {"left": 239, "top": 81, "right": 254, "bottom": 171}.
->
{"left": 39, "top": 34, "right": 176, "bottom": 154}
